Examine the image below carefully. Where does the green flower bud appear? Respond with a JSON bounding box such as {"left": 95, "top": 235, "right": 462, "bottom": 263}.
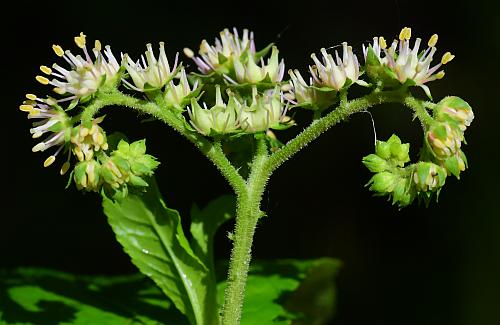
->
{"left": 163, "top": 68, "right": 200, "bottom": 110}
{"left": 234, "top": 46, "right": 284, "bottom": 84}
{"left": 434, "top": 96, "right": 474, "bottom": 131}
{"left": 369, "top": 171, "right": 399, "bottom": 193}
{"left": 74, "top": 160, "right": 101, "bottom": 192}
{"left": 413, "top": 162, "right": 447, "bottom": 192}
{"left": 375, "top": 140, "right": 391, "bottom": 160}
{"left": 392, "top": 178, "right": 415, "bottom": 207}
{"left": 362, "top": 154, "right": 389, "bottom": 172}
{"left": 443, "top": 150, "right": 467, "bottom": 178}
{"left": 374, "top": 135, "right": 410, "bottom": 166}
{"left": 426, "top": 122, "right": 462, "bottom": 160}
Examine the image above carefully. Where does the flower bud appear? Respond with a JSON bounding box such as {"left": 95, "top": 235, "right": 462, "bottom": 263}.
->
{"left": 375, "top": 135, "right": 410, "bottom": 166}
{"left": 443, "top": 150, "right": 467, "bottom": 178}
{"left": 368, "top": 171, "right": 399, "bottom": 193}
{"left": 434, "top": 96, "right": 474, "bottom": 131}
{"left": 71, "top": 117, "right": 108, "bottom": 162}
{"left": 163, "top": 68, "right": 200, "bottom": 110}
{"left": 426, "top": 122, "right": 462, "bottom": 160}
{"left": 74, "top": 160, "right": 101, "bottom": 192}
{"left": 362, "top": 154, "right": 389, "bottom": 173}
{"left": 413, "top": 162, "right": 447, "bottom": 192}
{"left": 238, "top": 86, "right": 287, "bottom": 133}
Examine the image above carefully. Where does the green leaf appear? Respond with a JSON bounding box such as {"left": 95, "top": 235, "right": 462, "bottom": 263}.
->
{"left": 190, "top": 195, "right": 236, "bottom": 268}
{"left": 0, "top": 268, "right": 189, "bottom": 325}
{"left": 216, "top": 258, "right": 341, "bottom": 324}
{"left": 102, "top": 179, "right": 216, "bottom": 325}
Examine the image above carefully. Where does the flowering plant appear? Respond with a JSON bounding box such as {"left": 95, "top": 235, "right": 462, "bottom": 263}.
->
{"left": 15, "top": 27, "right": 474, "bottom": 324}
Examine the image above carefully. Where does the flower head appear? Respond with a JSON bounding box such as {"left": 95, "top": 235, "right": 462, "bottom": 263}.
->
{"left": 163, "top": 68, "right": 200, "bottom": 109}
{"left": 184, "top": 28, "right": 256, "bottom": 75}
{"left": 232, "top": 46, "right": 285, "bottom": 84}
{"left": 188, "top": 85, "right": 240, "bottom": 135}
{"left": 413, "top": 162, "right": 447, "bottom": 192}
{"left": 363, "top": 27, "right": 453, "bottom": 95}
{"left": 433, "top": 96, "right": 474, "bottom": 131}
{"left": 426, "top": 122, "right": 462, "bottom": 160}
{"left": 36, "top": 33, "right": 120, "bottom": 101}
{"left": 238, "top": 86, "right": 289, "bottom": 133}
{"left": 310, "top": 42, "right": 361, "bottom": 91}
{"left": 123, "top": 42, "right": 179, "bottom": 91}
{"left": 20, "top": 94, "right": 72, "bottom": 173}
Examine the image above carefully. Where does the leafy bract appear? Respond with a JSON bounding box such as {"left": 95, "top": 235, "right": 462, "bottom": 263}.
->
{"left": 102, "top": 179, "right": 216, "bottom": 325}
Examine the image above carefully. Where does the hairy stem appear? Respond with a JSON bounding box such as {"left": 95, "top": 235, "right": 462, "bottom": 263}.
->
{"left": 221, "top": 138, "right": 269, "bottom": 325}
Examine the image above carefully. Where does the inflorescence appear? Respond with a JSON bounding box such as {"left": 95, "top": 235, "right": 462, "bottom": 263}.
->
{"left": 20, "top": 27, "right": 474, "bottom": 206}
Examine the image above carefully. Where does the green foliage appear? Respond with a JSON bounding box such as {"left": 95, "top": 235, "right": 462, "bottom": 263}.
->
{"left": 102, "top": 179, "right": 216, "bottom": 325}
{"left": 0, "top": 268, "right": 188, "bottom": 325}
{"left": 217, "top": 258, "right": 341, "bottom": 324}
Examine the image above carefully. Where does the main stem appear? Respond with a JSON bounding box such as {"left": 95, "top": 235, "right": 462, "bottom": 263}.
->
{"left": 221, "top": 139, "right": 269, "bottom": 325}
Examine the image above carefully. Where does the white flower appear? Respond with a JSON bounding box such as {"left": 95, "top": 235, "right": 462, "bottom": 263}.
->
{"left": 232, "top": 46, "right": 285, "bottom": 84}
{"left": 238, "top": 86, "right": 289, "bottom": 133}
{"left": 36, "top": 33, "right": 120, "bottom": 100}
{"left": 310, "top": 42, "right": 361, "bottom": 91}
{"left": 184, "top": 28, "right": 255, "bottom": 74}
{"left": 19, "top": 94, "right": 72, "bottom": 173}
{"left": 164, "top": 68, "right": 200, "bottom": 109}
{"left": 187, "top": 85, "right": 240, "bottom": 135}
{"left": 123, "top": 42, "right": 179, "bottom": 91}
{"left": 287, "top": 69, "right": 316, "bottom": 104}
{"left": 363, "top": 27, "right": 454, "bottom": 93}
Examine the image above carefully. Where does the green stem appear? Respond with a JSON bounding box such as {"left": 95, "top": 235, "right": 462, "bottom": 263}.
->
{"left": 403, "top": 95, "right": 434, "bottom": 126}
{"left": 221, "top": 137, "right": 269, "bottom": 325}
{"left": 84, "top": 89, "right": 246, "bottom": 194}
{"left": 267, "top": 90, "right": 406, "bottom": 173}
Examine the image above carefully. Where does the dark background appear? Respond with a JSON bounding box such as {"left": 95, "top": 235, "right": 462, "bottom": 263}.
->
{"left": 3, "top": 1, "right": 500, "bottom": 324}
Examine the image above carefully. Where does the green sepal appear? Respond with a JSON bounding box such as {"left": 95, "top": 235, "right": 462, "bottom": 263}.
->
{"left": 254, "top": 42, "right": 274, "bottom": 62}
{"left": 128, "top": 174, "right": 149, "bottom": 187}
{"left": 444, "top": 155, "right": 461, "bottom": 179}
{"left": 364, "top": 46, "right": 400, "bottom": 88}
{"left": 362, "top": 154, "right": 389, "bottom": 173}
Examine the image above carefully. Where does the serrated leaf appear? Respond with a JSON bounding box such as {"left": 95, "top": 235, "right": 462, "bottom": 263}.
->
{"left": 0, "top": 268, "right": 189, "bottom": 325}
{"left": 102, "top": 179, "right": 216, "bottom": 325}
{"left": 216, "top": 258, "right": 341, "bottom": 324}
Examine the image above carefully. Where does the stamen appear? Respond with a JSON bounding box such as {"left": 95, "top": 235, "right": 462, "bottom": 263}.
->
{"left": 74, "top": 32, "right": 87, "bottom": 49}
{"left": 399, "top": 27, "right": 411, "bottom": 41}
{"left": 52, "top": 45, "right": 64, "bottom": 57}
{"left": 428, "top": 34, "right": 438, "bottom": 47}
{"left": 44, "top": 155, "right": 56, "bottom": 167}
{"left": 32, "top": 143, "right": 46, "bottom": 152}
{"left": 36, "top": 76, "right": 50, "bottom": 85}
{"left": 183, "top": 47, "right": 194, "bottom": 58}
{"left": 94, "top": 40, "right": 102, "bottom": 51}
{"left": 60, "top": 161, "right": 71, "bottom": 175}
{"left": 53, "top": 87, "right": 65, "bottom": 95}
{"left": 26, "top": 94, "right": 37, "bottom": 100}
{"left": 379, "top": 37, "right": 387, "bottom": 49}
{"left": 40, "top": 66, "right": 52, "bottom": 75}
{"left": 436, "top": 71, "right": 445, "bottom": 79}
{"left": 441, "top": 52, "right": 455, "bottom": 64}
{"left": 19, "top": 104, "right": 34, "bottom": 112}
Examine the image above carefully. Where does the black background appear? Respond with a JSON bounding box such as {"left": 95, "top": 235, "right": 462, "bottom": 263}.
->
{"left": 3, "top": 1, "right": 500, "bottom": 324}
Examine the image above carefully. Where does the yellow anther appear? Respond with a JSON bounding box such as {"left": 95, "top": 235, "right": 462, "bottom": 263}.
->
{"left": 436, "top": 71, "right": 445, "bottom": 79}
{"left": 44, "top": 155, "right": 56, "bottom": 167}
{"left": 53, "top": 87, "right": 65, "bottom": 95}
{"left": 96, "top": 133, "right": 105, "bottom": 146}
{"left": 32, "top": 131, "right": 43, "bottom": 139}
{"left": 52, "top": 44, "right": 64, "bottom": 57}
{"left": 40, "top": 65, "right": 52, "bottom": 75}
{"left": 80, "top": 127, "right": 89, "bottom": 137}
{"left": 399, "top": 27, "right": 411, "bottom": 41}
{"left": 19, "top": 104, "right": 34, "bottom": 112}
{"left": 36, "top": 75, "right": 50, "bottom": 85}
{"left": 74, "top": 32, "right": 87, "bottom": 48}
{"left": 441, "top": 52, "right": 455, "bottom": 64}
{"left": 379, "top": 37, "right": 387, "bottom": 49}
{"left": 26, "top": 94, "right": 37, "bottom": 100}
{"left": 428, "top": 34, "right": 438, "bottom": 47}
{"left": 183, "top": 47, "right": 195, "bottom": 58}
{"left": 94, "top": 40, "right": 102, "bottom": 51}
{"left": 32, "top": 143, "right": 45, "bottom": 152}
{"left": 60, "top": 162, "right": 71, "bottom": 175}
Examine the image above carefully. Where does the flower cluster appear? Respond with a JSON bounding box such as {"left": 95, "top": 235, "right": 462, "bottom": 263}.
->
{"left": 188, "top": 85, "right": 291, "bottom": 136}
{"left": 363, "top": 27, "right": 453, "bottom": 98}
{"left": 363, "top": 135, "right": 448, "bottom": 207}
{"left": 36, "top": 33, "right": 121, "bottom": 103}
{"left": 425, "top": 96, "right": 474, "bottom": 178}
{"left": 184, "top": 28, "right": 284, "bottom": 85}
